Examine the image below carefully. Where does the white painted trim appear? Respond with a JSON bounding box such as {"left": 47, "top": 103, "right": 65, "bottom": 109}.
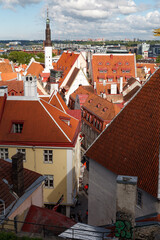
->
{"left": 0, "top": 144, "right": 73, "bottom": 149}
{"left": 7, "top": 96, "right": 39, "bottom": 101}
{"left": 67, "top": 149, "right": 73, "bottom": 204}
{"left": 39, "top": 100, "right": 71, "bottom": 142}
{"left": 56, "top": 94, "right": 67, "bottom": 113}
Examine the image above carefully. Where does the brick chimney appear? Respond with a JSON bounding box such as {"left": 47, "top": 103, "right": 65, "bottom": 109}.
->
{"left": 115, "top": 175, "right": 138, "bottom": 239}
{"left": 12, "top": 152, "right": 24, "bottom": 197}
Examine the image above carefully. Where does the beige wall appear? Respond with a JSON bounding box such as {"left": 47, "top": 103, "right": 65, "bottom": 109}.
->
{"left": 7, "top": 145, "right": 80, "bottom": 205}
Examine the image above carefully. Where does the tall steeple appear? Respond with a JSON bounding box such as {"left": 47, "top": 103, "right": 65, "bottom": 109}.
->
{"left": 45, "top": 8, "right": 52, "bottom": 47}
{"left": 43, "top": 8, "right": 53, "bottom": 73}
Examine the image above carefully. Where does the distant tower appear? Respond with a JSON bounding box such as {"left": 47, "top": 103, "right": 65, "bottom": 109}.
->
{"left": 43, "top": 9, "right": 53, "bottom": 73}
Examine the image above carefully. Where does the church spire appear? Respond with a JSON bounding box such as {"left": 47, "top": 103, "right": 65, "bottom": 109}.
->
{"left": 45, "top": 8, "right": 52, "bottom": 47}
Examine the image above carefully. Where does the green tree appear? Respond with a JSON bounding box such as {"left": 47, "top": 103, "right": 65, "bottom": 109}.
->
{"left": 8, "top": 51, "right": 35, "bottom": 65}
{"left": 156, "top": 55, "right": 160, "bottom": 63}
{"left": 136, "top": 55, "right": 142, "bottom": 61}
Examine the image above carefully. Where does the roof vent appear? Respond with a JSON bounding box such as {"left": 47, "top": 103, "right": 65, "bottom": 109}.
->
{"left": 103, "top": 107, "right": 108, "bottom": 112}
{"left": 96, "top": 103, "right": 101, "bottom": 108}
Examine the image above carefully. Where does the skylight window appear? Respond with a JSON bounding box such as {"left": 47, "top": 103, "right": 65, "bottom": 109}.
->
{"left": 11, "top": 123, "right": 23, "bottom": 133}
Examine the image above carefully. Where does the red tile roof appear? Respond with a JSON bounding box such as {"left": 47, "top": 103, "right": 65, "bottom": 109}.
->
{"left": 22, "top": 205, "right": 75, "bottom": 233}
{"left": 83, "top": 94, "right": 121, "bottom": 121}
{"left": 1, "top": 72, "right": 17, "bottom": 81}
{"left": 0, "top": 62, "right": 14, "bottom": 73}
{"left": 137, "top": 63, "right": 158, "bottom": 74}
{"left": 49, "top": 91, "right": 68, "bottom": 112}
{"left": 27, "top": 62, "right": 44, "bottom": 79}
{"left": 0, "top": 159, "right": 41, "bottom": 208}
{"left": 67, "top": 109, "right": 82, "bottom": 121}
{"left": 54, "top": 52, "right": 79, "bottom": 86}
{"left": 86, "top": 68, "right": 160, "bottom": 198}
{"left": 70, "top": 85, "right": 94, "bottom": 102}
{"left": 92, "top": 54, "right": 136, "bottom": 95}
{"left": 0, "top": 80, "right": 23, "bottom": 95}
{"left": 0, "top": 96, "right": 79, "bottom": 147}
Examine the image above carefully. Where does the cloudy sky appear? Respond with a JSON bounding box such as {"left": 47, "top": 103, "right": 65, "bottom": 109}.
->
{"left": 0, "top": 0, "right": 160, "bottom": 40}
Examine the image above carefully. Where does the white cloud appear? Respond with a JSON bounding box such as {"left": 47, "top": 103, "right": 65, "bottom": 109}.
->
{"left": 0, "top": 0, "right": 41, "bottom": 8}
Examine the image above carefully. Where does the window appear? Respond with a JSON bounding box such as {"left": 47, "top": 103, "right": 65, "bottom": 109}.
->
{"left": 137, "top": 190, "right": 142, "bottom": 207}
{"left": 44, "top": 150, "right": 53, "bottom": 163}
{"left": 44, "top": 175, "right": 54, "bottom": 188}
{"left": 11, "top": 123, "right": 23, "bottom": 133}
{"left": 0, "top": 199, "right": 5, "bottom": 216}
{"left": 17, "top": 149, "right": 26, "bottom": 161}
{"left": 98, "top": 62, "right": 102, "bottom": 65}
{"left": 93, "top": 118, "right": 96, "bottom": 127}
{"left": 108, "top": 78, "right": 113, "bottom": 82}
{"left": 0, "top": 148, "right": 8, "bottom": 159}
{"left": 113, "top": 70, "right": 117, "bottom": 73}
{"left": 106, "top": 62, "right": 110, "bottom": 65}
{"left": 118, "top": 62, "right": 122, "bottom": 65}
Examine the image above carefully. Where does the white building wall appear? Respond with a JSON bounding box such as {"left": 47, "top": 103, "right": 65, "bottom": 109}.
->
{"left": 44, "top": 46, "right": 53, "bottom": 73}
{"left": 89, "top": 158, "right": 159, "bottom": 226}
{"left": 65, "top": 70, "right": 90, "bottom": 104}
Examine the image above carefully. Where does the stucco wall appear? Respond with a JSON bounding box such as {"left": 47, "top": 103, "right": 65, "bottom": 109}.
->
{"left": 88, "top": 158, "right": 117, "bottom": 226}
{"left": 89, "top": 158, "right": 159, "bottom": 226}
{"left": 8, "top": 147, "right": 67, "bottom": 204}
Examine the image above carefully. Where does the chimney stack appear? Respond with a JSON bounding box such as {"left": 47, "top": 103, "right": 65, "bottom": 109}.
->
{"left": 120, "top": 77, "right": 123, "bottom": 93}
{"left": 0, "top": 86, "right": 8, "bottom": 97}
{"left": 12, "top": 152, "right": 24, "bottom": 197}
{"left": 115, "top": 175, "right": 137, "bottom": 239}
{"left": 23, "top": 75, "right": 37, "bottom": 97}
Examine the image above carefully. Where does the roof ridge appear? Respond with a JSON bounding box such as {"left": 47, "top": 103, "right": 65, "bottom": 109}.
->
{"left": 55, "top": 93, "right": 67, "bottom": 113}
{"left": 39, "top": 99, "right": 71, "bottom": 143}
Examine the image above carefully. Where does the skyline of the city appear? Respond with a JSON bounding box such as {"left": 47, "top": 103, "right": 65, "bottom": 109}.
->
{"left": 0, "top": 0, "right": 160, "bottom": 41}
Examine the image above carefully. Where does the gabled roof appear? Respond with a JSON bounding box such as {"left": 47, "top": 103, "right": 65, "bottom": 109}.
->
{"left": 26, "top": 62, "right": 44, "bottom": 79}
{"left": 65, "top": 67, "right": 80, "bottom": 89}
{"left": 86, "top": 68, "right": 160, "bottom": 198}
{"left": 1, "top": 72, "right": 17, "bottom": 81}
{"left": 92, "top": 54, "right": 136, "bottom": 95}
{"left": 0, "top": 61, "right": 14, "bottom": 73}
{"left": 49, "top": 90, "right": 68, "bottom": 113}
{"left": 83, "top": 94, "right": 121, "bottom": 121}
{"left": 0, "top": 80, "right": 23, "bottom": 95}
{"left": 70, "top": 85, "right": 94, "bottom": 102}
{"left": 0, "top": 159, "right": 41, "bottom": 208}
{"left": 0, "top": 96, "right": 79, "bottom": 147}
{"left": 54, "top": 52, "right": 80, "bottom": 86}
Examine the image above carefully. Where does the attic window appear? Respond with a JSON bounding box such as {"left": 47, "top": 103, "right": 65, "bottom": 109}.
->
{"left": 126, "top": 62, "right": 129, "bottom": 65}
{"left": 118, "top": 62, "right": 122, "bottom": 65}
{"left": 59, "top": 116, "right": 71, "bottom": 126}
{"left": 96, "top": 103, "right": 101, "bottom": 108}
{"left": 106, "top": 62, "right": 110, "bottom": 65}
{"left": 11, "top": 123, "right": 23, "bottom": 133}
{"left": 98, "top": 62, "right": 102, "bottom": 65}
{"left": 103, "top": 107, "right": 108, "bottom": 112}
{"left": 88, "top": 99, "right": 93, "bottom": 103}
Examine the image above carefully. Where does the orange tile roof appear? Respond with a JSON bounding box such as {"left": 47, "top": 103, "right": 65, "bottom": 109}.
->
{"left": 49, "top": 91, "right": 68, "bottom": 112}
{"left": 0, "top": 159, "right": 41, "bottom": 208}
{"left": 92, "top": 54, "right": 136, "bottom": 95}
{"left": 27, "top": 62, "right": 44, "bottom": 79}
{"left": 1, "top": 72, "right": 17, "bottom": 81}
{"left": 86, "top": 68, "right": 160, "bottom": 198}
{"left": 137, "top": 63, "right": 158, "bottom": 74}
{"left": 83, "top": 93, "right": 121, "bottom": 121}
{"left": 0, "top": 96, "right": 79, "bottom": 147}
{"left": 0, "top": 80, "right": 23, "bottom": 95}
{"left": 54, "top": 52, "right": 79, "bottom": 86}
{"left": 0, "top": 62, "right": 14, "bottom": 73}
{"left": 70, "top": 85, "right": 94, "bottom": 101}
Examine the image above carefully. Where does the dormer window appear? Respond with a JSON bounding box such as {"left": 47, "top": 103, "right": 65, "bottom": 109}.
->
{"left": 106, "top": 62, "right": 110, "bottom": 65}
{"left": 59, "top": 116, "right": 71, "bottom": 126}
{"left": 118, "top": 62, "right": 122, "bottom": 65}
{"left": 98, "top": 62, "right": 102, "bottom": 65}
{"left": 11, "top": 123, "right": 23, "bottom": 133}
{"left": 96, "top": 103, "right": 101, "bottom": 108}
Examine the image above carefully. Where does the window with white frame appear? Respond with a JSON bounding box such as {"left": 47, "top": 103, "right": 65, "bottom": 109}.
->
{"left": 0, "top": 148, "right": 8, "bottom": 159}
{"left": 44, "top": 150, "right": 53, "bottom": 163}
{"left": 137, "top": 189, "right": 142, "bottom": 208}
{"left": 17, "top": 149, "right": 26, "bottom": 161}
{"left": 11, "top": 123, "right": 23, "bottom": 133}
{"left": 44, "top": 175, "right": 54, "bottom": 188}
{"left": 108, "top": 78, "right": 113, "bottom": 82}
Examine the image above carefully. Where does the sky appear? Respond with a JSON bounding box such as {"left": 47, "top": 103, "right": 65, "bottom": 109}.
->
{"left": 0, "top": 0, "right": 160, "bottom": 41}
